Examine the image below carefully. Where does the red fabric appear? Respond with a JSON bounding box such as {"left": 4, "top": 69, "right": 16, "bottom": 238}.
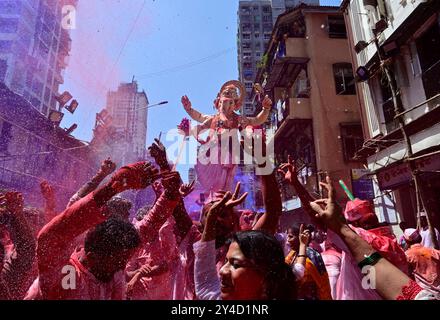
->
{"left": 352, "top": 225, "right": 409, "bottom": 275}
{"left": 36, "top": 192, "right": 107, "bottom": 299}
{"left": 396, "top": 280, "right": 423, "bottom": 300}
{"left": 110, "top": 162, "right": 154, "bottom": 191}
{"left": 344, "top": 199, "right": 374, "bottom": 222}
{"left": 134, "top": 194, "right": 178, "bottom": 245}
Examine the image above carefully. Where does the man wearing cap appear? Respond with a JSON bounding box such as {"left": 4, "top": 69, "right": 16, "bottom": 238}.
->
{"left": 404, "top": 228, "right": 440, "bottom": 298}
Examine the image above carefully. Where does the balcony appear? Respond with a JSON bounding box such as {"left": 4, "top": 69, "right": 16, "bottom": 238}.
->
{"left": 286, "top": 98, "right": 312, "bottom": 120}
{"left": 285, "top": 38, "right": 308, "bottom": 59}
{"left": 272, "top": 98, "right": 312, "bottom": 143}
{"left": 263, "top": 37, "right": 309, "bottom": 91}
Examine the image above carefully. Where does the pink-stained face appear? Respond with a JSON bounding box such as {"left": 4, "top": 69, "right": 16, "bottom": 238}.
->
{"left": 219, "top": 242, "right": 265, "bottom": 300}
{"left": 218, "top": 97, "right": 236, "bottom": 116}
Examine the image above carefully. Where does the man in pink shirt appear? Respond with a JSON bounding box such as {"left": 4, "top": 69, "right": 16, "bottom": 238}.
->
{"left": 32, "top": 161, "right": 180, "bottom": 300}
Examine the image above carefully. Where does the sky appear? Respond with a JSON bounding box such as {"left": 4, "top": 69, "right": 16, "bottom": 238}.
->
{"left": 60, "top": 0, "right": 341, "bottom": 179}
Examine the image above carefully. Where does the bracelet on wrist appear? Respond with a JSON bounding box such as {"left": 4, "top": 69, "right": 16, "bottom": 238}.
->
{"left": 358, "top": 251, "right": 383, "bottom": 269}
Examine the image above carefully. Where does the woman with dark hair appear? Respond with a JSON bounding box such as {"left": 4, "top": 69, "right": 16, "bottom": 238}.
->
{"left": 194, "top": 192, "right": 296, "bottom": 300}
{"left": 223, "top": 230, "right": 297, "bottom": 300}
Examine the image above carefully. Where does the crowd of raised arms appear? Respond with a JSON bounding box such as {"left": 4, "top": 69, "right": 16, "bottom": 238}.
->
{"left": 1, "top": 139, "right": 439, "bottom": 301}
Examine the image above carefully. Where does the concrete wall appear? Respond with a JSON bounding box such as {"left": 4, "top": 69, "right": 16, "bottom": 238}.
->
{"left": 304, "top": 12, "right": 362, "bottom": 195}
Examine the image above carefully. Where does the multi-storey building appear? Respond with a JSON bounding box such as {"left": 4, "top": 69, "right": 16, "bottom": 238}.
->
{"left": 104, "top": 80, "right": 149, "bottom": 166}
{"left": 254, "top": 4, "right": 363, "bottom": 222}
{"left": 237, "top": 0, "right": 319, "bottom": 210}
{"left": 341, "top": 0, "right": 440, "bottom": 236}
{"left": 0, "top": 0, "right": 77, "bottom": 117}
{"left": 0, "top": 83, "right": 96, "bottom": 209}
{"left": 237, "top": 0, "right": 319, "bottom": 117}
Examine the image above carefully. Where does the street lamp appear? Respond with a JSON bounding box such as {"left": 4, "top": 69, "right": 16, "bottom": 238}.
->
{"left": 136, "top": 100, "right": 169, "bottom": 111}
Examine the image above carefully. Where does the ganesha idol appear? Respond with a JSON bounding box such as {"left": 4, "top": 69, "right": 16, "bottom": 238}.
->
{"left": 179, "top": 80, "right": 272, "bottom": 193}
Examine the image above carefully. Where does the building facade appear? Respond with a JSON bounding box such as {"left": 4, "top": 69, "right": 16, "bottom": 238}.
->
{"left": 341, "top": 0, "right": 440, "bottom": 235}
{"left": 103, "top": 80, "right": 149, "bottom": 166}
{"left": 0, "top": 0, "right": 77, "bottom": 117}
{"left": 254, "top": 4, "right": 363, "bottom": 215}
{"left": 0, "top": 83, "right": 96, "bottom": 210}
{"left": 237, "top": 0, "right": 319, "bottom": 209}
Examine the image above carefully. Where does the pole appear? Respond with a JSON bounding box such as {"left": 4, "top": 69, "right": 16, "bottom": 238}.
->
{"left": 373, "top": 38, "right": 439, "bottom": 249}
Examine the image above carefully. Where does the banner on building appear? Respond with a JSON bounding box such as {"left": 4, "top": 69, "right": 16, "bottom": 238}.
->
{"left": 376, "top": 153, "right": 440, "bottom": 190}
{"left": 351, "top": 168, "right": 375, "bottom": 200}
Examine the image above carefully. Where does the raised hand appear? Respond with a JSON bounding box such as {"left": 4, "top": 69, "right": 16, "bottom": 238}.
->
{"left": 309, "top": 176, "right": 346, "bottom": 232}
{"left": 99, "top": 158, "right": 116, "bottom": 176}
{"left": 148, "top": 138, "right": 169, "bottom": 170}
{"left": 262, "top": 95, "right": 272, "bottom": 110}
{"left": 181, "top": 95, "right": 192, "bottom": 112}
{"left": 225, "top": 182, "right": 248, "bottom": 209}
{"left": 206, "top": 192, "right": 232, "bottom": 222}
{"left": 277, "top": 155, "right": 298, "bottom": 184}
{"left": 299, "top": 224, "right": 311, "bottom": 247}
{"left": 4, "top": 191, "right": 24, "bottom": 213}
{"left": 40, "top": 180, "right": 55, "bottom": 200}
{"left": 161, "top": 171, "right": 182, "bottom": 200}
{"left": 179, "top": 180, "right": 195, "bottom": 198}
{"left": 152, "top": 180, "right": 164, "bottom": 198}
{"left": 138, "top": 265, "right": 153, "bottom": 277}
{"left": 111, "top": 161, "right": 161, "bottom": 192}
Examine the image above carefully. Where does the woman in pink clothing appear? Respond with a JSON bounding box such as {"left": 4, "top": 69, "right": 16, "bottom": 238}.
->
{"left": 321, "top": 240, "right": 342, "bottom": 300}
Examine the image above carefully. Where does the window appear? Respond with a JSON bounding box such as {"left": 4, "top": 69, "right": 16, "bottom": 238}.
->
{"left": 242, "top": 33, "right": 251, "bottom": 40}
{"left": 264, "top": 33, "right": 272, "bottom": 41}
{"left": 328, "top": 15, "right": 347, "bottom": 39}
{"left": 254, "top": 33, "right": 260, "bottom": 39}
{"left": 44, "top": 87, "right": 51, "bottom": 103}
{"left": 0, "top": 59, "right": 7, "bottom": 82}
{"left": 31, "top": 97, "right": 41, "bottom": 109}
{"left": 0, "top": 1, "right": 22, "bottom": 14}
{"left": 254, "top": 23, "right": 260, "bottom": 30}
{"left": 41, "top": 104, "right": 49, "bottom": 116}
{"left": 245, "top": 82, "right": 253, "bottom": 90}
{"left": 0, "top": 121, "right": 13, "bottom": 154}
{"left": 379, "top": 71, "right": 401, "bottom": 132}
{"left": 244, "top": 70, "right": 253, "bottom": 80}
{"left": 32, "top": 79, "right": 43, "bottom": 96}
{"left": 333, "top": 63, "right": 356, "bottom": 95}
{"left": 0, "top": 18, "right": 19, "bottom": 33}
{"left": 242, "top": 42, "right": 251, "bottom": 50}
{"left": 263, "top": 15, "right": 272, "bottom": 22}
{"left": 0, "top": 41, "right": 13, "bottom": 53}
{"left": 416, "top": 21, "right": 440, "bottom": 100}
{"left": 340, "top": 123, "right": 364, "bottom": 162}
{"left": 263, "top": 23, "right": 273, "bottom": 33}
{"left": 263, "top": 6, "right": 271, "bottom": 13}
